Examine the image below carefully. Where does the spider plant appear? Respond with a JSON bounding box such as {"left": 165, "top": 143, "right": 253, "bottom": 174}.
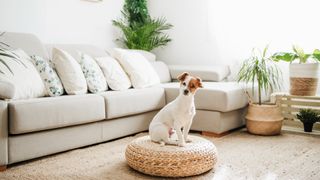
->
{"left": 272, "top": 45, "right": 320, "bottom": 63}
{"left": 237, "top": 46, "right": 282, "bottom": 105}
{"left": 112, "top": 0, "right": 173, "bottom": 51}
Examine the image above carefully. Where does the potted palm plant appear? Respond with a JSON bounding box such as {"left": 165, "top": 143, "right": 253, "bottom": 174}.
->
{"left": 238, "top": 46, "right": 284, "bottom": 135}
{"left": 112, "top": 0, "right": 173, "bottom": 51}
{"left": 272, "top": 46, "right": 320, "bottom": 96}
{"left": 296, "top": 109, "right": 320, "bottom": 132}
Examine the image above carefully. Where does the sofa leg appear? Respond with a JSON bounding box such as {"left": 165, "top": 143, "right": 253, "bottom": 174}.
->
{"left": 201, "top": 131, "right": 230, "bottom": 138}
{"left": 0, "top": 165, "right": 6, "bottom": 172}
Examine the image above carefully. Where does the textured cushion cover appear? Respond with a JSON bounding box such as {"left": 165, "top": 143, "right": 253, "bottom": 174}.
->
{"left": 30, "top": 55, "right": 64, "bottom": 96}
{"left": 95, "top": 56, "right": 131, "bottom": 91}
{"left": 169, "top": 65, "right": 230, "bottom": 82}
{"left": 160, "top": 82, "right": 248, "bottom": 112}
{"left": 113, "top": 48, "right": 160, "bottom": 88}
{"left": 9, "top": 94, "right": 105, "bottom": 134}
{"left": 52, "top": 48, "right": 87, "bottom": 95}
{"left": 79, "top": 53, "right": 107, "bottom": 93}
{"left": 100, "top": 87, "right": 165, "bottom": 119}
{"left": 0, "top": 49, "right": 46, "bottom": 99}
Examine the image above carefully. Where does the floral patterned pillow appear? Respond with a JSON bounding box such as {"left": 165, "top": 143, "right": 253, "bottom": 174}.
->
{"left": 79, "top": 53, "right": 107, "bottom": 93}
{"left": 30, "top": 55, "right": 65, "bottom": 96}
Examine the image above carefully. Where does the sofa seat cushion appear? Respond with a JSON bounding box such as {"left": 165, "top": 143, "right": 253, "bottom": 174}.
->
{"left": 160, "top": 82, "right": 248, "bottom": 112}
{"left": 9, "top": 94, "right": 105, "bottom": 134}
{"left": 100, "top": 87, "right": 165, "bottom": 119}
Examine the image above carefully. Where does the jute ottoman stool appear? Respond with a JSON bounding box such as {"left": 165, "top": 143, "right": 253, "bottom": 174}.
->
{"left": 125, "top": 135, "right": 218, "bottom": 177}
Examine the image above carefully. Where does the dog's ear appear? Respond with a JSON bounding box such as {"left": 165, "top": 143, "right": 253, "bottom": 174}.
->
{"left": 177, "top": 72, "right": 189, "bottom": 82}
{"left": 196, "top": 77, "right": 203, "bottom": 88}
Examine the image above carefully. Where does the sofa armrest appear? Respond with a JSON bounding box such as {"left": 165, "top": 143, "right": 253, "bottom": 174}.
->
{"left": 168, "top": 65, "right": 230, "bottom": 82}
{"left": 0, "top": 100, "right": 8, "bottom": 166}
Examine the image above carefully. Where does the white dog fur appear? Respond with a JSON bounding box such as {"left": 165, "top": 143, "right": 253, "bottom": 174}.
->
{"left": 149, "top": 72, "right": 203, "bottom": 147}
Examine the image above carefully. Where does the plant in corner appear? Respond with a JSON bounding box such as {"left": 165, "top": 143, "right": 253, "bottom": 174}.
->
{"left": 112, "top": 0, "right": 173, "bottom": 51}
{"left": 296, "top": 109, "right": 320, "bottom": 132}
{"left": 272, "top": 45, "right": 320, "bottom": 96}
{"left": 238, "top": 46, "right": 284, "bottom": 135}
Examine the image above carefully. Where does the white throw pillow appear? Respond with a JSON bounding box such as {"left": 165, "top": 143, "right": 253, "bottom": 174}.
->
{"left": 52, "top": 48, "right": 87, "bottom": 95}
{"left": 95, "top": 56, "right": 131, "bottom": 91}
{"left": 79, "top": 53, "right": 108, "bottom": 93}
{"left": 109, "top": 48, "right": 156, "bottom": 62}
{"left": 0, "top": 49, "right": 46, "bottom": 99}
{"left": 113, "top": 48, "right": 160, "bottom": 88}
{"left": 30, "top": 55, "right": 65, "bottom": 97}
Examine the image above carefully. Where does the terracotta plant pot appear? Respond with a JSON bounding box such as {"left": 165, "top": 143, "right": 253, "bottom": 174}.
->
{"left": 289, "top": 63, "right": 319, "bottom": 96}
{"left": 246, "top": 103, "right": 284, "bottom": 136}
{"left": 303, "top": 122, "right": 314, "bottom": 132}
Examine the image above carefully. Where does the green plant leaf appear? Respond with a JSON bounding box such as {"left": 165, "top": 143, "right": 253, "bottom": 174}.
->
{"left": 271, "top": 52, "right": 297, "bottom": 62}
{"left": 313, "top": 49, "right": 320, "bottom": 62}
{"left": 238, "top": 46, "right": 282, "bottom": 105}
{"left": 112, "top": 0, "right": 172, "bottom": 51}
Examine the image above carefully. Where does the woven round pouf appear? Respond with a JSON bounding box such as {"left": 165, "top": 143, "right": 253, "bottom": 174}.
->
{"left": 125, "top": 135, "right": 218, "bottom": 177}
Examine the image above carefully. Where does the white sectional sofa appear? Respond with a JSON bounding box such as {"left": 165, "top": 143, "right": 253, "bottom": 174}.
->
{"left": 0, "top": 32, "right": 248, "bottom": 169}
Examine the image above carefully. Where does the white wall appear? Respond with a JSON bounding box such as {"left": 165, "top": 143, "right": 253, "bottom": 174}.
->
{"left": 149, "top": 0, "right": 320, "bottom": 93}
{"left": 149, "top": 0, "right": 320, "bottom": 65}
{"left": 0, "top": 0, "right": 124, "bottom": 50}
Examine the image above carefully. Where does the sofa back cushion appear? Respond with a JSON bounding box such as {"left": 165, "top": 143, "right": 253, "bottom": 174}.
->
{"left": 150, "top": 61, "right": 171, "bottom": 83}
{"left": 0, "top": 32, "right": 49, "bottom": 59}
{"left": 46, "top": 44, "right": 109, "bottom": 61}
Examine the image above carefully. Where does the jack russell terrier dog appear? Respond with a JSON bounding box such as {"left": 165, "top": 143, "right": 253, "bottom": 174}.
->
{"left": 149, "top": 72, "right": 203, "bottom": 147}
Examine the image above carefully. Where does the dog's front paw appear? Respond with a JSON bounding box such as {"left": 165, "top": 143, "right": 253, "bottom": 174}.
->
{"left": 178, "top": 142, "right": 186, "bottom": 147}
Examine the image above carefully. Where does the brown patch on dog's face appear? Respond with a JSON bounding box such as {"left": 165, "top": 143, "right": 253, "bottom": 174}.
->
{"left": 177, "top": 72, "right": 189, "bottom": 82}
{"left": 188, "top": 77, "right": 203, "bottom": 94}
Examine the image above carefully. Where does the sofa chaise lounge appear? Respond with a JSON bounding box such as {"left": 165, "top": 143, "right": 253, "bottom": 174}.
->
{"left": 0, "top": 32, "right": 248, "bottom": 170}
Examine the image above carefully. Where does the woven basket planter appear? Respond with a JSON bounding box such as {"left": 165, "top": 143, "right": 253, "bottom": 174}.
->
{"left": 125, "top": 135, "right": 217, "bottom": 177}
{"left": 289, "top": 63, "right": 319, "bottom": 96}
{"left": 246, "top": 103, "right": 284, "bottom": 135}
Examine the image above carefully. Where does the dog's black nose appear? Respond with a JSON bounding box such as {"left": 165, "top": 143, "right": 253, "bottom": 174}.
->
{"left": 184, "top": 89, "right": 189, "bottom": 95}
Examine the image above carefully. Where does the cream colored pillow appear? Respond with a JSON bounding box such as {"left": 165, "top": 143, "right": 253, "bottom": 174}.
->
{"left": 52, "top": 48, "right": 87, "bottom": 95}
{"left": 113, "top": 48, "right": 160, "bottom": 89}
{"left": 95, "top": 56, "right": 131, "bottom": 91}
{"left": 0, "top": 49, "right": 46, "bottom": 99}
{"left": 109, "top": 48, "right": 156, "bottom": 62}
{"left": 79, "top": 53, "right": 108, "bottom": 93}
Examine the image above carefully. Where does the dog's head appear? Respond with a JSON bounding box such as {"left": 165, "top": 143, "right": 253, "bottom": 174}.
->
{"left": 177, "top": 72, "right": 203, "bottom": 96}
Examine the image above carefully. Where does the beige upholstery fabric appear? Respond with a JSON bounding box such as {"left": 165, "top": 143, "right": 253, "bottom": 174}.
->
{"left": 8, "top": 122, "right": 101, "bottom": 164}
{"left": 101, "top": 111, "right": 157, "bottom": 141}
{"left": 169, "top": 65, "right": 230, "bottom": 82}
{"left": 9, "top": 95, "right": 105, "bottom": 134}
{"left": 151, "top": 61, "right": 171, "bottom": 83}
{"left": 0, "top": 32, "right": 49, "bottom": 59}
{"left": 0, "top": 100, "right": 8, "bottom": 166}
{"left": 8, "top": 111, "right": 158, "bottom": 164}
{"left": 46, "top": 44, "right": 109, "bottom": 60}
{"left": 191, "top": 109, "right": 246, "bottom": 134}
{"left": 160, "top": 82, "right": 248, "bottom": 112}
{"left": 100, "top": 87, "right": 165, "bottom": 119}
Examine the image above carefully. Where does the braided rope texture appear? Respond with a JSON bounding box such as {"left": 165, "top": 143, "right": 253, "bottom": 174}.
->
{"left": 125, "top": 135, "right": 218, "bottom": 177}
{"left": 290, "top": 77, "right": 318, "bottom": 96}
